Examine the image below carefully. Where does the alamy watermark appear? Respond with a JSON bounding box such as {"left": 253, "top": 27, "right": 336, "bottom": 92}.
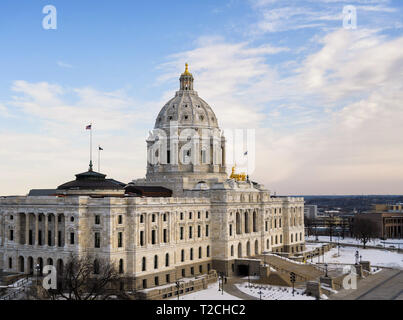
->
{"left": 42, "top": 5, "right": 57, "bottom": 30}
{"left": 343, "top": 5, "right": 357, "bottom": 29}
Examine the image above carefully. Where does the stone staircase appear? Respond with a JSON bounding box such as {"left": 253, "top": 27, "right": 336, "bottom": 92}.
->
{"left": 260, "top": 254, "right": 325, "bottom": 284}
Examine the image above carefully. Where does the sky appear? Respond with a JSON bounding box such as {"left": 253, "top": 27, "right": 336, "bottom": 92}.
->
{"left": 0, "top": 0, "right": 402, "bottom": 196}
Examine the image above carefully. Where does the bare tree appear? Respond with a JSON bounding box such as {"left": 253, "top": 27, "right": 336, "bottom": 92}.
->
{"left": 352, "top": 218, "right": 378, "bottom": 249}
{"left": 43, "top": 254, "right": 123, "bottom": 300}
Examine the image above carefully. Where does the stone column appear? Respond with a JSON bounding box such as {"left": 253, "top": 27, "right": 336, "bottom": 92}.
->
{"left": 25, "top": 213, "right": 29, "bottom": 245}
{"left": 34, "top": 214, "right": 39, "bottom": 246}
{"left": 55, "top": 215, "right": 59, "bottom": 247}
{"left": 45, "top": 214, "right": 49, "bottom": 246}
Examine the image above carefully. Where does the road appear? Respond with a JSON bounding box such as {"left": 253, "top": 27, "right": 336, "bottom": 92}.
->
{"left": 331, "top": 269, "right": 403, "bottom": 300}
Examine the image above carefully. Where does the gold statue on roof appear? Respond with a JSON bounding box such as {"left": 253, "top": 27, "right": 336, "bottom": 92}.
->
{"left": 229, "top": 165, "right": 246, "bottom": 181}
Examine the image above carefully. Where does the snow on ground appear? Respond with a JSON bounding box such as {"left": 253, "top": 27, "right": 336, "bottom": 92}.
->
{"left": 171, "top": 281, "right": 240, "bottom": 300}
{"left": 322, "top": 246, "right": 403, "bottom": 269}
{"left": 307, "top": 236, "right": 403, "bottom": 248}
{"left": 235, "top": 283, "right": 315, "bottom": 300}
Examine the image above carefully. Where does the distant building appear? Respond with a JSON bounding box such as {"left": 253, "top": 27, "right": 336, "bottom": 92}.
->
{"left": 358, "top": 204, "right": 403, "bottom": 239}
{"left": 304, "top": 205, "right": 318, "bottom": 219}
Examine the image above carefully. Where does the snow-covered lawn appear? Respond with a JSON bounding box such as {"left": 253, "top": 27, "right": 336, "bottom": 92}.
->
{"left": 235, "top": 283, "right": 315, "bottom": 300}
{"left": 322, "top": 246, "right": 403, "bottom": 269}
{"left": 307, "top": 236, "right": 403, "bottom": 248}
{"left": 171, "top": 281, "right": 240, "bottom": 300}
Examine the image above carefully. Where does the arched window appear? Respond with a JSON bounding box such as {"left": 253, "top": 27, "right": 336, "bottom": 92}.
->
{"left": 165, "top": 253, "right": 169, "bottom": 267}
{"left": 246, "top": 241, "right": 251, "bottom": 256}
{"left": 254, "top": 240, "right": 259, "bottom": 255}
{"left": 206, "top": 245, "right": 210, "bottom": 257}
{"left": 190, "top": 248, "right": 194, "bottom": 260}
{"left": 181, "top": 249, "right": 185, "bottom": 262}
{"left": 119, "top": 259, "right": 124, "bottom": 274}
{"left": 154, "top": 255, "right": 158, "bottom": 269}
{"left": 291, "top": 234, "right": 294, "bottom": 243}
{"left": 231, "top": 245, "right": 234, "bottom": 256}
{"left": 198, "top": 246, "right": 202, "bottom": 259}
{"left": 237, "top": 243, "right": 242, "bottom": 258}
{"left": 236, "top": 212, "right": 241, "bottom": 234}
{"left": 253, "top": 211, "right": 257, "bottom": 232}
{"left": 244, "top": 212, "right": 249, "bottom": 233}
{"left": 142, "top": 257, "right": 146, "bottom": 271}
{"left": 266, "top": 239, "right": 270, "bottom": 249}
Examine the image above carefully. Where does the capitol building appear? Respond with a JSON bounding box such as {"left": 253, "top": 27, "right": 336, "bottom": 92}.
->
{"left": 0, "top": 65, "right": 305, "bottom": 294}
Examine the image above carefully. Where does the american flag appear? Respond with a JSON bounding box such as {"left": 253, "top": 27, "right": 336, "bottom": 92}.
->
{"left": 86, "top": 124, "right": 92, "bottom": 130}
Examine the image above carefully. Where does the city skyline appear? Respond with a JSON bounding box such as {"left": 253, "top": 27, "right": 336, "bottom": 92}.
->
{"left": 0, "top": 0, "right": 402, "bottom": 195}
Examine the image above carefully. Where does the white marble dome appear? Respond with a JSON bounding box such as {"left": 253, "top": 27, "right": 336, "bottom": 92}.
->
{"left": 154, "top": 64, "right": 219, "bottom": 130}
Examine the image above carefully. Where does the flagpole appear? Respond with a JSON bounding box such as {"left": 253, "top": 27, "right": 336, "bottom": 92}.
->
{"left": 98, "top": 145, "right": 100, "bottom": 172}
{"left": 90, "top": 123, "right": 93, "bottom": 171}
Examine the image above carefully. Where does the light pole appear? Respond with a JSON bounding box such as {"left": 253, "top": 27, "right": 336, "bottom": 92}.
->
{"left": 258, "top": 286, "right": 263, "bottom": 300}
{"left": 175, "top": 279, "right": 184, "bottom": 300}
{"left": 218, "top": 272, "right": 225, "bottom": 295}
{"left": 248, "top": 261, "right": 251, "bottom": 287}
{"left": 355, "top": 250, "right": 359, "bottom": 265}
{"left": 35, "top": 264, "right": 40, "bottom": 286}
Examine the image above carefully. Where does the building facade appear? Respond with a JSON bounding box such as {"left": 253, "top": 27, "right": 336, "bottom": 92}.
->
{"left": 0, "top": 65, "right": 305, "bottom": 290}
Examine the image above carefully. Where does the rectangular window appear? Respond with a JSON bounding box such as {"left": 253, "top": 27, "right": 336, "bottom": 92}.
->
{"left": 95, "top": 215, "right": 100, "bottom": 224}
{"left": 205, "top": 225, "right": 209, "bottom": 237}
{"left": 199, "top": 265, "right": 203, "bottom": 273}
{"left": 118, "top": 215, "right": 122, "bottom": 224}
{"left": 152, "top": 230, "right": 156, "bottom": 244}
{"left": 190, "top": 267, "right": 194, "bottom": 275}
{"left": 70, "top": 232, "right": 75, "bottom": 245}
{"left": 155, "top": 276, "right": 159, "bottom": 286}
{"left": 58, "top": 215, "right": 62, "bottom": 223}
{"left": 29, "top": 230, "right": 33, "bottom": 245}
{"left": 265, "top": 221, "right": 268, "bottom": 232}
{"left": 38, "top": 230, "right": 42, "bottom": 245}
{"left": 9, "top": 229, "right": 14, "bottom": 241}
{"left": 206, "top": 211, "right": 209, "bottom": 219}
{"left": 198, "top": 212, "right": 201, "bottom": 219}
{"left": 58, "top": 231, "right": 62, "bottom": 246}
{"left": 140, "top": 231, "right": 144, "bottom": 246}
{"left": 163, "top": 229, "right": 167, "bottom": 243}
{"left": 182, "top": 269, "right": 185, "bottom": 277}
{"left": 95, "top": 232, "right": 100, "bottom": 248}
{"left": 118, "top": 232, "right": 123, "bottom": 248}
{"left": 189, "top": 212, "right": 192, "bottom": 219}
{"left": 198, "top": 225, "right": 201, "bottom": 238}
{"left": 229, "top": 224, "right": 232, "bottom": 236}
{"left": 48, "top": 231, "right": 52, "bottom": 246}
{"left": 181, "top": 250, "right": 185, "bottom": 262}
{"left": 166, "top": 274, "right": 170, "bottom": 283}
{"left": 143, "top": 279, "right": 147, "bottom": 289}
{"left": 189, "top": 226, "right": 192, "bottom": 239}
{"left": 180, "top": 227, "right": 184, "bottom": 240}
{"left": 180, "top": 212, "right": 184, "bottom": 220}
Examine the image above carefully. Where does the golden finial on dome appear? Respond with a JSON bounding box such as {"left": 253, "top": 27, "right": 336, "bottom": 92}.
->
{"left": 182, "top": 62, "right": 191, "bottom": 75}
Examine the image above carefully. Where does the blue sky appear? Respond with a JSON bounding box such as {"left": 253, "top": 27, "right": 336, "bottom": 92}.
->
{"left": 0, "top": 0, "right": 402, "bottom": 195}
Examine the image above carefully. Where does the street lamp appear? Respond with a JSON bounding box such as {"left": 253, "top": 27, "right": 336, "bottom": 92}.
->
{"left": 258, "top": 286, "right": 263, "bottom": 300}
{"left": 175, "top": 279, "right": 184, "bottom": 300}
{"left": 35, "top": 264, "right": 41, "bottom": 286}
{"left": 218, "top": 272, "right": 225, "bottom": 295}
{"left": 355, "top": 250, "right": 359, "bottom": 265}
